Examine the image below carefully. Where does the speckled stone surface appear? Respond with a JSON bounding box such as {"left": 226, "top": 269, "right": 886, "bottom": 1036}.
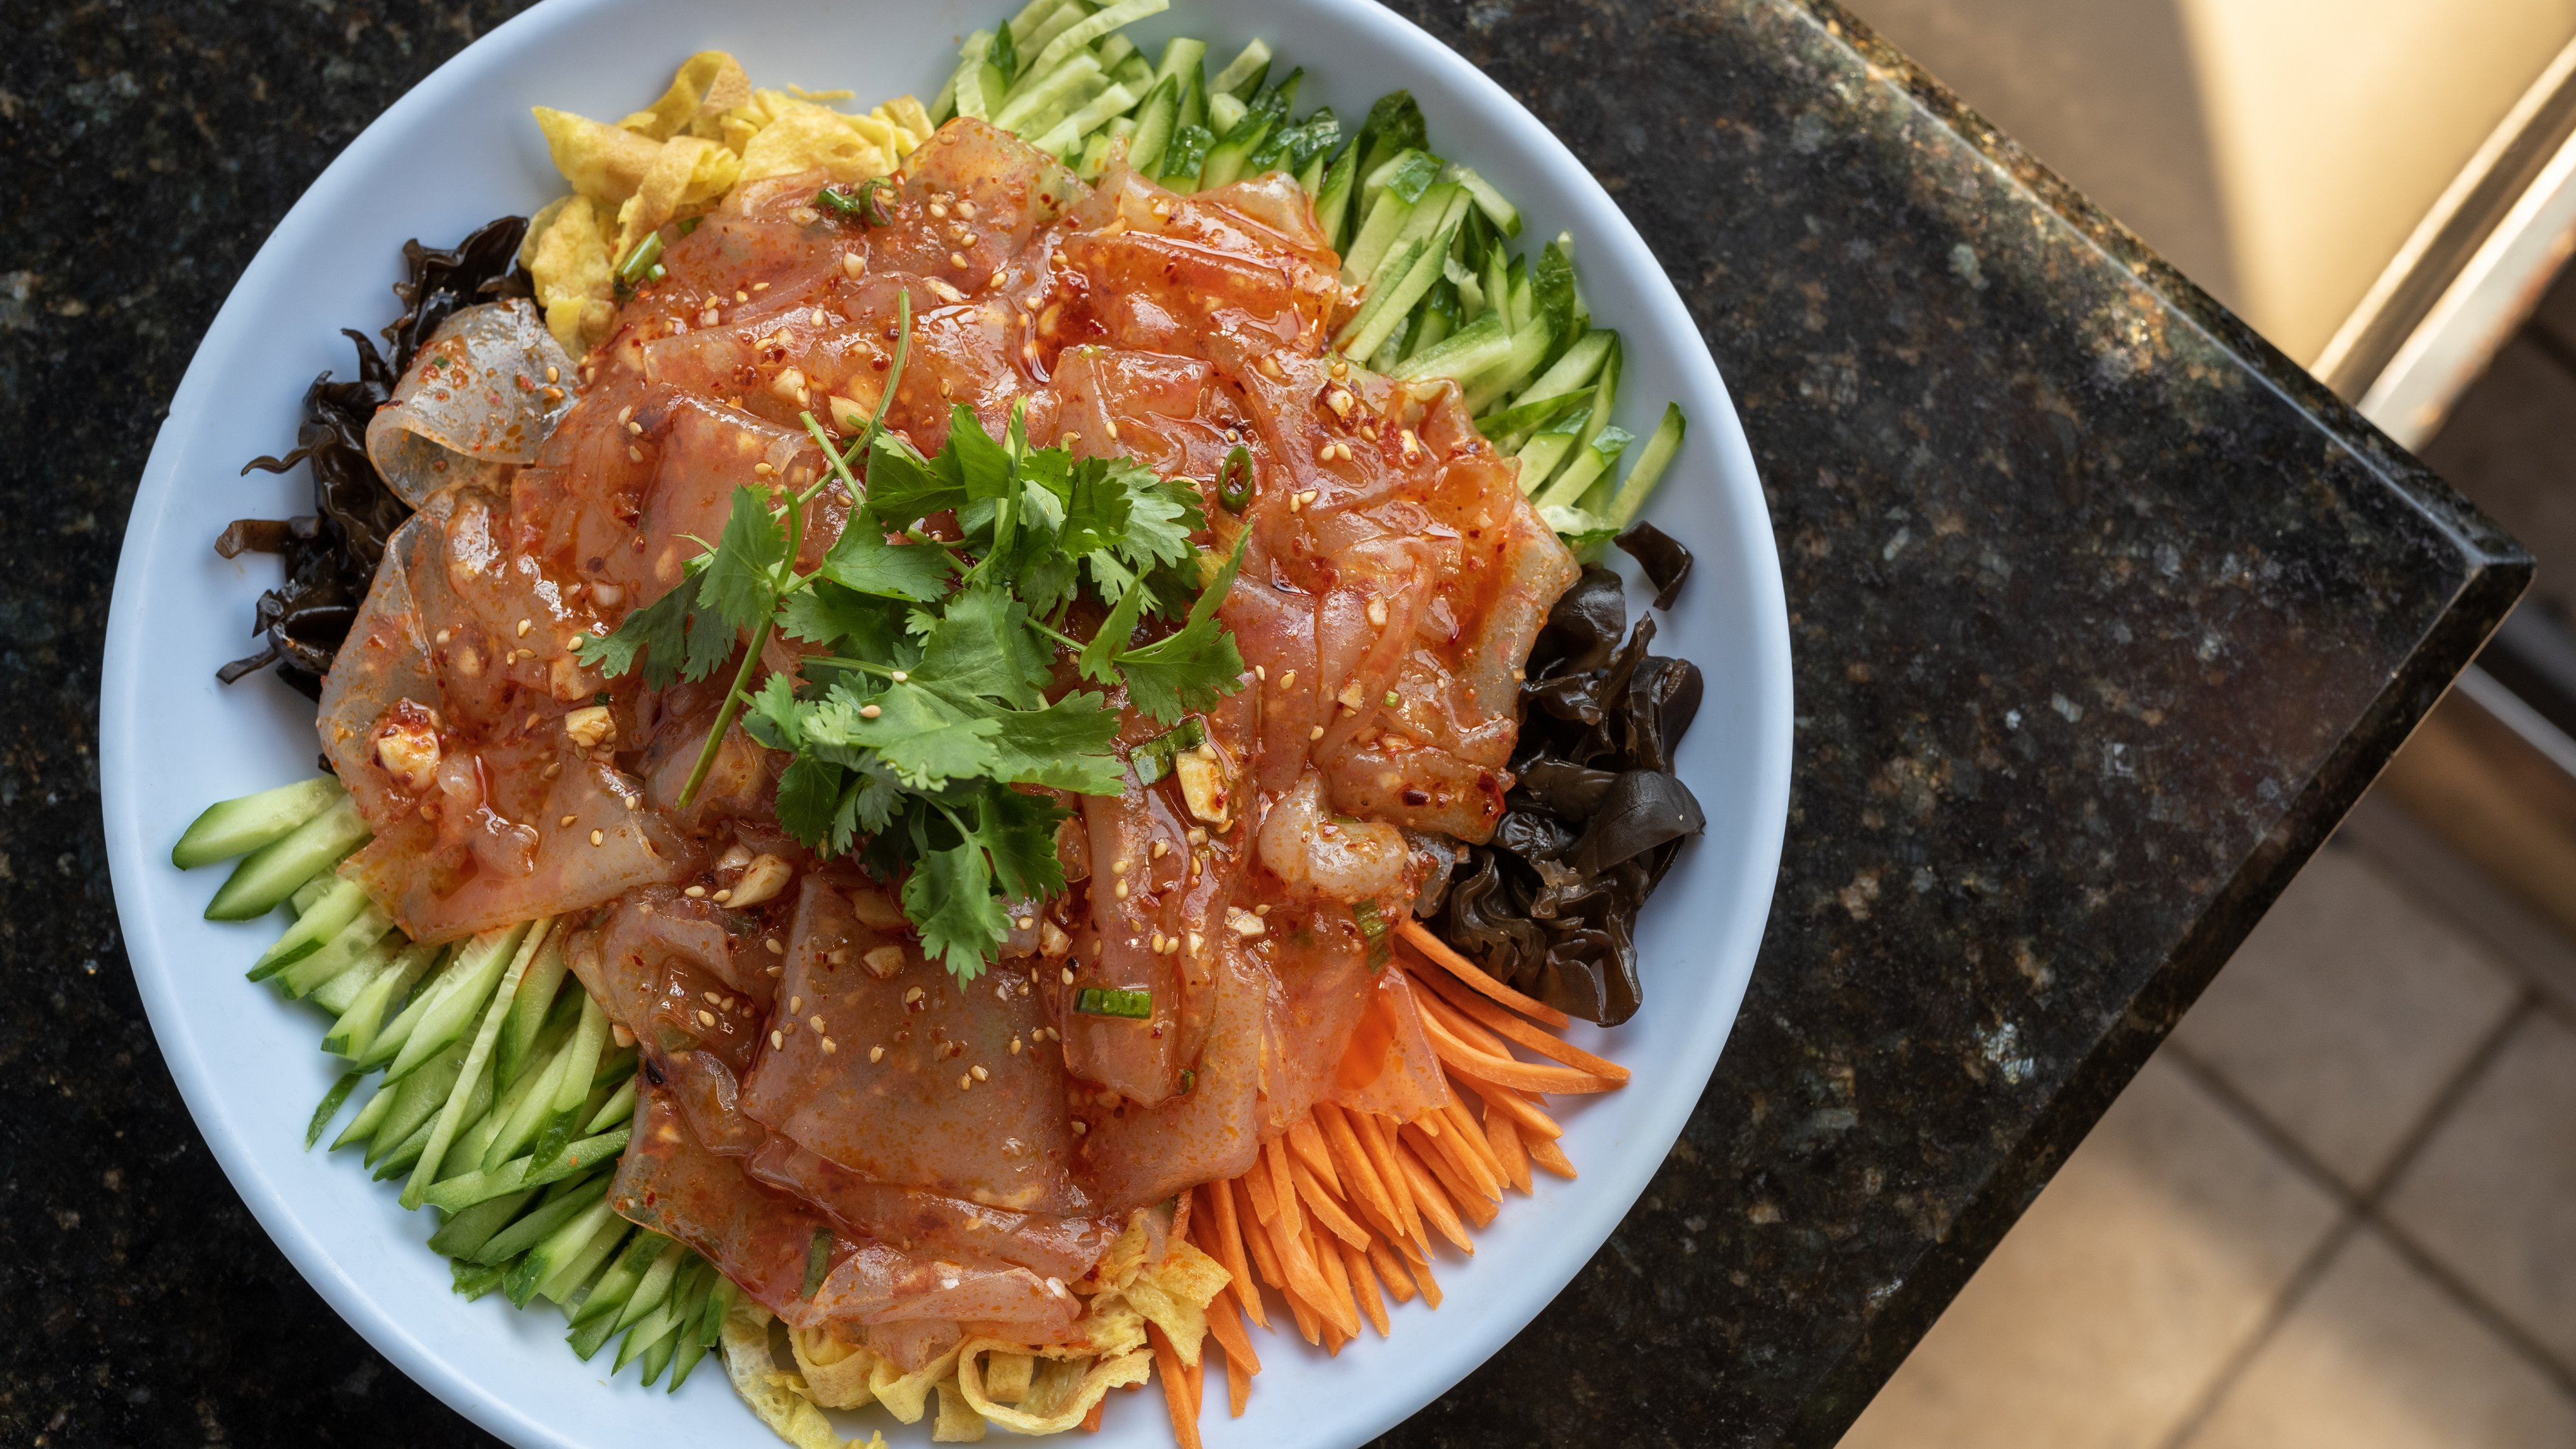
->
{"left": 0, "top": 1, "right": 2527, "bottom": 1446}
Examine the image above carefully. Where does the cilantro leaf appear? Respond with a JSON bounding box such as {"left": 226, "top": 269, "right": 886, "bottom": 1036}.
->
{"left": 578, "top": 582, "right": 691, "bottom": 688}
{"left": 1078, "top": 577, "right": 1148, "bottom": 685}
{"left": 812, "top": 682, "right": 999, "bottom": 790}
{"left": 863, "top": 431, "right": 961, "bottom": 526}
{"left": 683, "top": 600, "right": 739, "bottom": 681}
{"left": 1057, "top": 459, "right": 1133, "bottom": 557}
{"left": 778, "top": 578, "right": 909, "bottom": 656}
{"left": 701, "top": 486, "right": 789, "bottom": 632}
{"left": 775, "top": 755, "right": 863, "bottom": 855}
{"left": 744, "top": 672, "right": 807, "bottom": 752}
{"left": 945, "top": 404, "right": 1014, "bottom": 512}
{"left": 972, "top": 784, "right": 1071, "bottom": 902}
{"left": 1112, "top": 462, "right": 1204, "bottom": 574}
{"left": 904, "top": 840, "right": 1012, "bottom": 980}
{"left": 916, "top": 584, "right": 1052, "bottom": 708}
{"left": 1117, "top": 533, "right": 1250, "bottom": 724}
{"left": 819, "top": 508, "right": 954, "bottom": 601}
{"left": 987, "top": 690, "right": 1126, "bottom": 793}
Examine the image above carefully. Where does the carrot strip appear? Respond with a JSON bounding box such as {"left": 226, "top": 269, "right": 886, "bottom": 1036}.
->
{"left": 1235, "top": 1178, "right": 1288, "bottom": 1293}
{"left": 1419, "top": 1007, "right": 1620, "bottom": 1094}
{"left": 1441, "top": 1095, "right": 1509, "bottom": 1194}
{"left": 1287, "top": 1114, "right": 1342, "bottom": 1197}
{"left": 1148, "top": 1323, "right": 1204, "bottom": 1449}
{"left": 1410, "top": 1248, "right": 1444, "bottom": 1308}
{"left": 1186, "top": 1347, "right": 1204, "bottom": 1421}
{"left": 1403, "top": 1122, "right": 1500, "bottom": 1226}
{"left": 1307, "top": 1215, "right": 1362, "bottom": 1347}
{"left": 1414, "top": 963, "right": 1629, "bottom": 1081}
{"left": 1459, "top": 1072, "right": 1564, "bottom": 1141}
{"left": 1222, "top": 1331, "right": 1253, "bottom": 1418}
{"left": 1396, "top": 921, "right": 1570, "bottom": 1027}
{"left": 1283, "top": 1281, "right": 1323, "bottom": 1345}
{"left": 1411, "top": 1108, "right": 1500, "bottom": 1206}
{"left": 1241, "top": 1152, "right": 1282, "bottom": 1225}
{"left": 1414, "top": 979, "right": 1516, "bottom": 1058}
{"left": 1198, "top": 1182, "right": 1268, "bottom": 1332}
{"left": 1391, "top": 1137, "right": 1475, "bottom": 1252}
{"left": 1262, "top": 1138, "right": 1308, "bottom": 1244}
{"left": 1082, "top": 1399, "right": 1106, "bottom": 1432}
{"left": 1339, "top": 1233, "right": 1391, "bottom": 1336}
{"left": 1482, "top": 1101, "right": 1534, "bottom": 1193}
{"left": 1367, "top": 1235, "right": 1418, "bottom": 1304}
{"left": 1205, "top": 1285, "right": 1262, "bottom": 1379}
{"left": 1354, "top": 1112, "right": 1427, "bottom": 1252}
{"left": 1525, "top": 1130, "right": 1577, "bottom": 1179}
{"left": 1290, "top": 1157, "right": 1371, "bottom": 1250}
{"left": 1255, "top": 1171, "right": 1358, "bottom": 1340}
{"left": 1171, "top": 1182, "right": 1195, "bottom": 1244}
{"left": 1314, "top": 1102, "right": 1401, "bottom": 1238}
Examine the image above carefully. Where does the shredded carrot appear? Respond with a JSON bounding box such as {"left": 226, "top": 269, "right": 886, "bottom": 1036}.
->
{"left": 1171, "top": 1182, "right": 1194, "bottom": 1244}
{"left": 1242, "top": 1150, "right": 1282, "bottom": 1225}
{"left": 1289, "top": 1156, "right": 1371, "bottom": 1250}
{"left": 1414, "top": 979, "right": 1517, "bottom": 1059}
{"left": 1235, "top": 1178, "right": 1287, "bottom": 1293}
{"left": 1315, "top": 1102, "right": 1401, "bottom": 1238}
{"left": 1459, "top": 1072, "right": 1564, "bottom": 1141}
{"left": 1390, "top": 1135, "right": 1475, "bottom": 1251}
{"left": 1525, "top": 1130, "right": 1577, "bottom": 1179}
{"left": 1482, "top": 1101, "right": 1534, "bottom": 1193}
{"left": 1186, "top": 1349, "right": 1203, "bottom": 1420}
{"left": 1410, "top": 1109, "right": 1501, "bottom": 1208}
{"left": 1396, "top": 920, "right": 1571, "bottom": 1027}
{"left": 1148, "top": 1323, "right": 1202, "bottom": 1449}
{"left": 1307, "top": 1214, "right": 1362, "bottom": 1348}
{"left": 1287, "top": 1115, "right": 1341, "bottom": 1196}
{"left": 1353, "top": 1110, "right": 1427, "bottom": 1251}
{"left": 1403, "top": 1122, "right": 1500, "bottom": 1227}
{"left": 1338, "top": 1233, "right": 1391, "bottom": 1336}
{"left": 1206, "top": 1285, "right": 1262, "bottom": 1379}
{"left": 1440, "top": 1095, "right": 1510, "bottom": 1194}
{"left": 1414, "top": 964, "right": 1629, "bottom": 1080}
{"left": 1198, "top": 1182, "right": 1267, "bottom": 1331}
{"left": 1365, "top": 1233, "right": 1417, "bottom": 1304}
{"left": 1410, "top": 1247, "right": 1443, "bottom": 1308}
{"left": 1082, "top": 1398, "right": 1106, "bottom": 1432}
{"left": 1419, "top": 1006, "right": 1620, "bottom": 1094}
{"left": 1262, "top": 1138, "right": 1307, "bottom": 1244}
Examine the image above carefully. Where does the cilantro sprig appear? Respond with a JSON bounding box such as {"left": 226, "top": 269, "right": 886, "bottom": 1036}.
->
{"left": 577, "top": 292, "right": 1247, "bottom": 980}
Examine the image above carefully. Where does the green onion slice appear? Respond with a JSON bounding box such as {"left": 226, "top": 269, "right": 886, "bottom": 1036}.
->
{"left": 1217, "top": 444, "right": 1254, "bottom": 513}
{"left": 819, "top": 176, "right": 896, "bottom": 227}
{"left": 802, "top": 1228, "right": 834, "bottom": 1297}
{"left": 1075, "top": 987, "right": 1154, "bottom": 1019}
{"left": 1130, "top": 717, "right": 1207, "bottom": 786}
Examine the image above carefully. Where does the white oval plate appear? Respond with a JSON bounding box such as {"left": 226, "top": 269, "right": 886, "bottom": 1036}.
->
{"left": 99, "top": 1, "right": 1791, "bottom": 1444}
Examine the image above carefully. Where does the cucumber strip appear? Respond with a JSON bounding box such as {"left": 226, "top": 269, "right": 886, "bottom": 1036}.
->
{"left": 1007, "top": 0, "right": 1067, "bottom": 43}
{"left": 1451, "top": 256, "right": 1486, "bottom": 320}
{"left": 1345, "top": 220, "right": 1456, "bottom": 360}
{"left": 992, "top": 51, "right": 1101, "bottom": 133}
{"left": 1006, "top": 64, "right": 1110, "bottom": 142}
{"left": 204, "top": 797, "right": 368, "bottom": 921}
{"left": 540, "top": 1215, "right": 631, "bottom": 1306}
{"left": 1340, "top": 191, "right": 1415, "bottom": 287}
{"left": 1394, "top": 308, "right": 1510, "bottom": 383}
{"left": 374, "top": 1055, "right": 490, "bottom": 1180}
{"left": 452, "top": 1258, "right": 512, "bottom": 1301}
{"left": 454, "top": 1031, "right": 561, "bottom": 1175}
{"left": 700, "top": 1275, "right": 739, "bottom": 1348}
{"left": 1151, "top": 34, "right": 1206, "bottom": 90}
{"left": 656, "top": 1267, "right": 719, "bottom": 1387}
{"left": 1313, "top": 143, "right": 1359, "bottom": 248}
{"left": 382, "top": 921, "right": 529, "bottom": 1084}
{"left": 582, "top": 1074, "right": 638, "bottom": 1137}
{"left": 1125, "top": 75, "right": 1180, "bottom": 175}
{"left": 1535, "top": 424, "right": 1634, "bottom": 511}
{"left": 276, "top": 913, "right": 394, "bottom": 998}
{"left": 402, "top": 920, "right": 552, "bottom": 1207}
{"left": 614, "top": 1240, "right": 690, "bottom": 1336}
{"left": 593, "top": 1045, "right": 639, "bottom": 1089}
{"left": 1515, "top": 406, "right": 1593, "bottom": 497}
{"left": 569, "top": 1300, "right": 627, "bottom": 1361}
{"left": 426, "top": 1187, "right": 539, "bottom": 1259}
{"left": 1354, "top": 90, "right": 1428, "bottom": 181}
{"left": 1014, "top": 0, "right": 1169, "bottom": 108}
{"left": 305, "top": 938, "right": 397, "bottom": 1016}
{"left": 1506, "top": 256, "right": 1535, "bottom": 332}
{"left": 484, "top": 1025, "right": 578, "bottom": 1173}
{"left": 1032, "top": 80, "right": 1137, "bottom": 155}
{"left": 363, "top": 1039, "right": 467, "bottom": 1168}
{"left": 290, "top": 875, "right": 332, "bottom": 916}
{"left": 1206, "top": 90, "right": 1248, "bottom": 138}
{"left": 1404, "top": 288, "right": 1457, "bottom": 363}
{"left": 1332, "top": 238, "right": 1423, "bottom": 356}
{"left": 1366, "top": 320, "right": 1410, "bottom": 375}
{"left": 1296, "top": 149, "right": 1327, "bottom": 194}
{"left": 1569, "top": 332, "right": 1624, "bottom": 465}
{"left": 250, "top": 876, "right": 370, "bottom": 976}
{"left": 344, "top": 943, "right": 451, "bottom": 1067}
{"left": 1157, "top": 122, "right": 1213, "bottom": 191}
{"left": 1481, "top": 245, "right": 1511, "bottom": 337}
{"left": 1475, "top": 383, "right": 1589, "bottom": 439}
{"left": 1513, "top": 329, "right": 1617, "bottom": 417}
{"left": 951, "top": 30, "right": 998, "bottom": 121}
{"left": 173, "top": 777, "right": 343, "bottom": 869}
{"left": 474, "top": 1171, "right": 612, "bottom": 1267}
{"left": 497, "top": 936, "right": 571, "bottom": 1092}
{"left": 1448, "top": 165, "right": 1523, "bottom": 238}
{"left": 1597, "top": 403, "right": 1688, "bottom": 531}
{"left": 1367, "top": 182, "right": 1463, "bottom": 292}
{"left": 1208, "top": 37, "right": 1271, "bottom": 99}
{"left": 1109, "top": 55, "right": 1154, "bottom": 95}
{"left": 1462, "top": 309, "right": 1551, "bottom": 415}
{"left": 527, "top": 994, "right": 613, "bottom": 1166}
{"left": 1097, "top": 33, "right": 1141, "bottom": 72}
{"left": 619, "top": 1305, "right": 679, "bottom": 1382}
{"left": 1361, "top": 148, "right": 1443, "bottom": 215}
{"left": 508, "top": 1188, "right": 620, "bottom": 1299}
{"left": 332, "top": 1079, "right": 397, "bottom": 1152}
{"left": 305, "top": 1071, "right": 361, "bottom": 1150}
{"left": 417, "top": 1124, "right": 631, "bottom": 1213}
{"left": 572, "top": 1231, "right": 667, "bottom": 1329}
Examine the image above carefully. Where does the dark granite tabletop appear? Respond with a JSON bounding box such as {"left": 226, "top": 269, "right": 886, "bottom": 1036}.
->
{"left": 0, "top": 0, "right": 2526, "bottom": 1445}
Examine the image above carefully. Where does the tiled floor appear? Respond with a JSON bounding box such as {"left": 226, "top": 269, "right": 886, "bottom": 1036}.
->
{"left": 1838, "top": 794, "right": 2576, "bottom": 1449}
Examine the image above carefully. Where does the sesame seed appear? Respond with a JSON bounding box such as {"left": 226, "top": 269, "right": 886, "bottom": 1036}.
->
{"left": 1112, "top": 860, "right": 1130, "bottom": 876}
{"left": 1309, "top": 726, "right": 1325, "bottom": 741}
{"left": 1062, "top": 968, "right": 1075, "bottom": 985}
{"left": 1011, "top": 1037, "right": 1023, "bottom": 1055}
{"left": 685, "top": 885, "right": 707, "bottom": 898}
{"left": 516, "top": 619, "right": 532, "bottom": 638}
{"left": 1151, "top": 840, "right": 1168, "bottom": 860}
{"left": 714, "top": 889, "right": 733, "bottom": 904}
{"left": 904, "top": 987, "right": 925, "bottom": 1004}
{"left": 990, "top": 270, "right": 1007, "bottom": 289}
{"left": 790, "top": 997, "right": 802, "bottom": 1012}
{"left": 1070, "top": 1119, "right": 1088, "bottom": 1135}
{"left": 560, "top": 814, "right": 576, "bottom": 827}
{"left": 1186, "top": 828, "right": 1208, "bottom": 846}
{"left": 812, "top": 309, "right": 828, "bottom": 327}
{"left": 821, "top": 1037, "right": 837, "bottom": 1054}
{"left": 704, "top": 991, "right": 722, "bottom": 1005}
{"left": 959, "top": 1073, "right": 973, "bottom": 1090}
{"left": 889, "top": 670, "right": 908, "bottom": 683}
{"left": 766, "top": 939, "right": 784, "bottom": 955}
{"left": 771, "top": 1030, "right": 784, "bottom": 1049}
{"left": 972, "top": 1065, "right": 989, "bottom": 1081}
{"left": 590, "top": 829, "right": 607, "bottom": 845}
{"left": 698, "top": 1010, "right": 717, "bottom": 1027}
{"left": 546, "top": 365, "right": 560, "bottom": 384}
{"left": 1299, "top": 489, "right": 1320, "bottom": 506}
{"left": 1016, "top": 916, "right": 1036, "bottom": 930}
{"left": 869, "top": 1045, "right": 884, "bottom": 1062}
{"left": 1280, "top": 670, "right": 1297, "bottom": 689}
{"left": 627, "top": 420, "right": 644, "bottom": 435}
{"left": 565, "top": 635, "right": 583, "bottom": 650}
{"left": 860, "top": 704, "right": 882, "bottom": 719}
{"left": 1114, "top": 881, "right": 1128, "bottom": 899}
{"left": 628, "top": 446, "right": 644, "bottom": 462}
{"left": 810, "top": 1015, "right": 826, "bottom": 1031}
{"left": 735, "top": 290, "right": 750, "bottom": 303}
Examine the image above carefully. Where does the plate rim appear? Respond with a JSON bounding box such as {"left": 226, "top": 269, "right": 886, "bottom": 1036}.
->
{"left": 97, "top": 0, "right": 1794, "bottom": 1444}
